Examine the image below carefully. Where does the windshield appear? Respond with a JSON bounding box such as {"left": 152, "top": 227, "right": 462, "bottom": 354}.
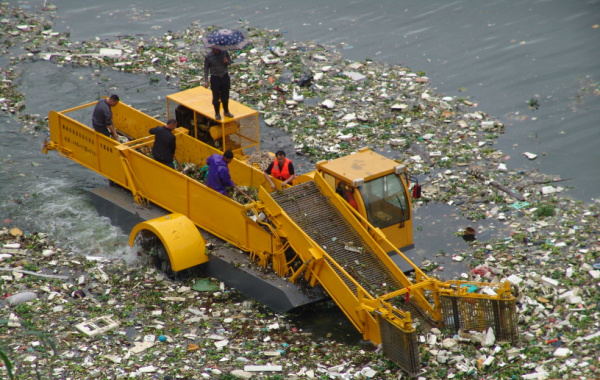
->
{"left": 359, "top": 173, "right": 409, "bottom": 228}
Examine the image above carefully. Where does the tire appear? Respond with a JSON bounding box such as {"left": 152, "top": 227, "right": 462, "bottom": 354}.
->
{"left": 134, "top": 230, "right": 177, "bottom": 279}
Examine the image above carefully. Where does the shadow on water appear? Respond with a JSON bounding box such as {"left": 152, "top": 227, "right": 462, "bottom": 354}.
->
{"left": 288, "top": 300, "right": 363, "bottom": 346}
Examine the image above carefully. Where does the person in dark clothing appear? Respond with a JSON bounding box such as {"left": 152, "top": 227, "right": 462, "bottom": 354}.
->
{"left": 91, "top": 94, "right": 120, "bottom": 139}
{"left": 263, "top": 150, "right": 296, "bottom": 189}
{"left": 149, "top": 119, "right": 177, "bottom": 168}
{"left": 206, "top": 150, "right": 236, "bottom": 195}
{"left": 204, "top": 48, "right": 233, "bottom": 121}
{"left": 175, "top": 105, "right": 193, "bottom": 131}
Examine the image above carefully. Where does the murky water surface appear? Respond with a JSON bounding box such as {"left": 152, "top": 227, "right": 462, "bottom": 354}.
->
{"left": 13, "top": 0, "right": 596, "bottom": 200}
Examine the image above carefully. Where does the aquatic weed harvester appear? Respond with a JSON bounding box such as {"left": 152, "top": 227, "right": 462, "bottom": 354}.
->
{"left": 43, "top": 86, "right": 518, "bottom": 375}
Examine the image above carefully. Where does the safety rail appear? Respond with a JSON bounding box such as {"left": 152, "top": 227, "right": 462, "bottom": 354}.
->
{"left": 45, "top": 106, "right": 282, "bottom": 260}
{"left": 258, "top": 178, "right": 422, "bottom": 376}
{"left": 312, "top": 172, "right": 438, "bottom": 321}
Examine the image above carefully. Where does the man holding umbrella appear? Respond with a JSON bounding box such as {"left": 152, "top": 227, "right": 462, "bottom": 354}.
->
{"left": 203, "top": 29, "right": 248, "bottom": 121}
{"left": 204, "top": 47, "right": 233, "bottom": 121}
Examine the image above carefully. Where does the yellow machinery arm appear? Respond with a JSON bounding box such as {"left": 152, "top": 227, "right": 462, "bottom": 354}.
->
{"left": 257, "top": 171, "right": 518, "bottom": 375}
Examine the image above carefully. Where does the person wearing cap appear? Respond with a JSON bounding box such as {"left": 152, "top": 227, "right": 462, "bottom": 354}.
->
{"left": 91, "top": 94, "right": 120, "bottom": 139}
{"left": 206, "top": 150, "right": 236, "bottom": 195}
{"left": 263, "top": 150, "right": 296, "bottom": 189}
{"left": 149, "top": 119, "right": 177, "bottom": 169}
{"left": 204, "top": 48, "right": 233, "bottom": 121}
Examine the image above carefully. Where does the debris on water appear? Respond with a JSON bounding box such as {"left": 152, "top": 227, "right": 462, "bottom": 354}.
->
{"left": 553, "top": 347, "right": 571, "bottom": 358}
{"left": 75, "top": 315, "right": 119, "bottom": 337}
{"left": 9, "top": 227, "right": 23, "bottom": 237}
{"left": 296, "top": 71, "right": 313, "bottom": 87}
{"left": 192, "top": 278, "right": 220, "bottom": 292}
{"left": 244, "top": 364, "right": 283, "bottom": 372}
{"left": 461, "top": 227, "right": 476, "bottom": 241}
{"left": 98, "top": 48, "right": 122, "bottom": 58}
{"left": 509, "top": 201, "right": 531, "bottom": 209}
{"left": 6, "top": 291, "right": 37, "bottom": 305}
{"left": 541, "top": 185, "right": 562, "bottom": 195}
{"left": 130, "top": 341, "right": 155, "bottom": 354}
{"left": 70, "top": 289, "right": 86, "bottom": 298}
{"left": 1, "top": 3, "right": 600, "bottom": 379}
{"left": 246, "top": 151, "right": 273, "bottom": 171}
{"left": 321, "top": 99, "right": 335, "bottom": 109}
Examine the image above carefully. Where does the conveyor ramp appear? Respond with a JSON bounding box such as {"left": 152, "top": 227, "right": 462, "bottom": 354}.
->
{"left": 261, "top": 177, "right": 423, "bottom": 375}
{"left": 271, "top": 181, "right": 401, "bottom": 297}
{"left": 263, "top": 177, "right": 519, "bottom": 375}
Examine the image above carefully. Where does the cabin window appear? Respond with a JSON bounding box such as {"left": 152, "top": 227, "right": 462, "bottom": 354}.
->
{"left": 359, "top": 174, "right": 409, "bottom": 228}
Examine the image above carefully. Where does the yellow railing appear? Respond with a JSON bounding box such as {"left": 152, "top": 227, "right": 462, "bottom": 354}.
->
{"left": 46, "top": 105, "right": 280, "bottom": 259}
{"left": 312, "top": 172, "right": 438, "bottom": 320}
{"left": 258, "top": 185, "right": 385, "bottom": 342}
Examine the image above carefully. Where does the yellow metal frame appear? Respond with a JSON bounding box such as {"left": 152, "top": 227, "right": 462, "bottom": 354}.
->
{"left": 44, "top": 92, "right": 518, "bottom": 371}
{"left": 258, "top": 184, "right": 383, "bottom": 342}
{"left": 43, "top": 100, "right": 280, "bottom": 263}
{"left": 166, "top": 86, "right": 260, "bottom": 154}
{"left": 256, "top": 172, "right": 429, "bottom": 343}
{"left": 316, "top": 148, "right": 400, "bottom": 183}
{"left": 128, "top": 213, "right": 208, "bottom": 272}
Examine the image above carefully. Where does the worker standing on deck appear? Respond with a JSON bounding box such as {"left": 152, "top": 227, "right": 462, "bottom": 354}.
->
{"left": 264, "top": 150, "right": 296, "bottom": 189}
{"left": 204, "top": 48, "right": 234, "bottom": 121}
{"left": 91, "top": 94, "right": 120, "bottom": 139}
{"left": 149, "top": 119, "right": 177, "bottom": 169}
{"left": 206, "top": 150, "right": 236, "bottom": 195}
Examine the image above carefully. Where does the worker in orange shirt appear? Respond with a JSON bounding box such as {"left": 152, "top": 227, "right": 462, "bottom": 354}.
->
{"left": 336, "top": 182, "right": 359, "bottom": 210}
{"left": 264, "top": 150, "right": 296, "bottom": 189}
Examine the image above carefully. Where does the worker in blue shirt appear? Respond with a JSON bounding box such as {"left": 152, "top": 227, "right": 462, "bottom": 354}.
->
{"left": 206, "top": 150, "right": 236, "bottom": 195}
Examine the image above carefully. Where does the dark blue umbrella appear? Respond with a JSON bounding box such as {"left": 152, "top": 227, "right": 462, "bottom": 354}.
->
{"left": 203, "top": 28, "right": 249, "bottom": 51}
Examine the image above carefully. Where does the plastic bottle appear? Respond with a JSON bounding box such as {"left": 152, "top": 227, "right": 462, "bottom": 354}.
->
{"left": 6, "top": 291, "right": 37, "bottom": 305}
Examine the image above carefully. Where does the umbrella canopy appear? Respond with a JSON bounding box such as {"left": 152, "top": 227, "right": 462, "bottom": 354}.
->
{"left": 203, "top": 28, "right": 249, "bottom": 51}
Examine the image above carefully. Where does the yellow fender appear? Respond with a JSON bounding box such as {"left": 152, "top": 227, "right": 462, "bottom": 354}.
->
{"left": 128, "top": 213, "right": 208, "bottom": 272}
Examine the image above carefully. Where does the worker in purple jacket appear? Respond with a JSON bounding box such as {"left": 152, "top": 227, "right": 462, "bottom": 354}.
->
{"left": 206, "top": 150, "right": 236, "bottom": 195}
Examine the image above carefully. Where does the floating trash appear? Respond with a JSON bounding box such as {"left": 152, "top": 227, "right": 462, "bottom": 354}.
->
{"left": 1, "top": 3, "right": 599, "bottom": 379}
